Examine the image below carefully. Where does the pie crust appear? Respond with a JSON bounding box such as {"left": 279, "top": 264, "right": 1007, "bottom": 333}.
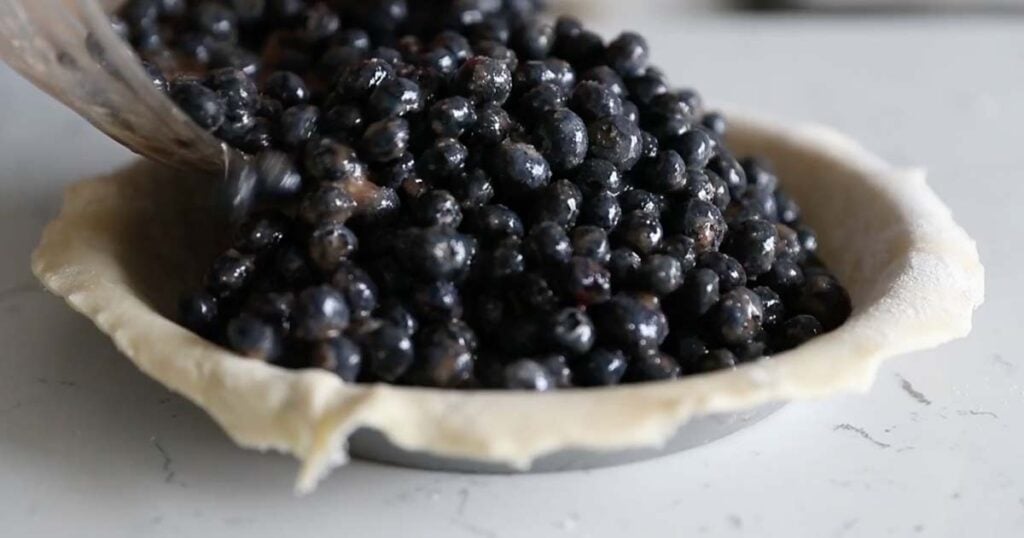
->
{"left": 31, "top": 111, "right": 984, "bottom": 491}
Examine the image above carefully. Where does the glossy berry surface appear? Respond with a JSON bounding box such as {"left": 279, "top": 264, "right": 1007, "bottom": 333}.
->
{"left": 156, "top": 0, "right": 850, "bottom": 388}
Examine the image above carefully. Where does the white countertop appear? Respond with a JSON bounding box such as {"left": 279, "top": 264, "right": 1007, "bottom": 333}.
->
{"left": 0, "top": 11, "right": 1021, "bottom": 538}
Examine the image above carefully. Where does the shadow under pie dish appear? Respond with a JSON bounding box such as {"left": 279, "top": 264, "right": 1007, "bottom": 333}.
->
{"left": 31, "top": 110, "right": 983, "bottom": 491}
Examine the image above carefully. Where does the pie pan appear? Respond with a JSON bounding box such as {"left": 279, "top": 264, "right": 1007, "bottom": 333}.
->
{"left": 31, "top": 110, "right": 984, "bottom": 491}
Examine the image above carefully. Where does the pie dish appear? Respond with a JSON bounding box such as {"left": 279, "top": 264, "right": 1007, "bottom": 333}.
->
{"left": 31, "top": 109, "right": 984, "bottom": 491}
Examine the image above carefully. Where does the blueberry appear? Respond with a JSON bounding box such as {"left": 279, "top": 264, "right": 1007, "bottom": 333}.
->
{"left": 368, "top": 77, "right": 422, "bottom": 118}
{"left": 234, "top": 212, "right": 288, "bottom": 255}
{"left": 625, "top": 71, "right": 668, "bottom": 105}
{"left": 579, "top": 191, "right": 622, "bottom": 230}
{"left": 311, "top": 336, "right": 362, "bottom": 381}
{"left": 179, "top": 291, "right": 219, "bottom": 337}
{"left": 512, "top": 60, "right": 557, "bottom": 94}
{"left": 580, "top": 65, "right": 627, "bottom": 97}
{"left": 517, "top": 83, "right": 567, "bottom": 121}
{"left": 472, "top": 204, "right": 525, "bottom": 242}
{"left": 554, "top": 27, "right": 604, "bottom": 69}
{"left": 571, "top": 225, "right": 611, "bottom": 263}
{"left": 293, "top": 285, "right": 350, "bottom": 340}
{"left": 666, "top": 198, "right": 727, "bottom": 253}
{"left": 713, "top": 287, "right": 764, "bottom": 346}
{"left": 330, "top": 262, "right": 378, "bottom": 320}
{"left": 697, "top": 251, "right": 747, "bottom": 292}
{"left": 474, "top": 39, "right": 518, "bottom": 71}
{"left": 550, "top": 308, "right": 596, "bottom": 355}
{"left": 570, "top": 81, "right": 623, "bottom": 121}
{"left": 471, "top": 103, "right": 512, "bottom": 144}
{"left": 608, "top": 247, "right": 642, "bottom": 285}
{"left": 664, "top": 335, "right": 707, "bottom": 368}
{"left": 772, "top": 223, "right": 802, "bottom": 261}
{"left": 621, "top": 99, "right": 640, "bottom": 124}
{"left": 239, "top": 118, "right": 274, "bottom": 152}
{"left": 640, "top": 131, "right": 659, "bottom": 159}
{"left": 796, "top": 225, "right": 819, "bottom": 255}
{"left": 504, "top": 359, "right": 555, "bottom": 390}
{"left": 192, "top": 2, "right": 238, "bottom": 43}
{"left": 274, "top": 245, "right": 315, "bottom": 288}
{"left": 723, "top": 218, "right": 778, "bottom": 276}
{"left": 491, "top": 141, "right": 551, "bottom": 194}
{"left": 587, "top": 115, "right": 643, "bottom": 171}
{"left": 671, "top": 129, "right": 714, "bottom": 170}
{"left": 659, "top": 235, "right": 697, "bottom": 273}
{"left": 572, "top": 347, "right": 628, "bottom": 386}
{"left": 574, "top": 158, "right": 624, "bottom": 196}
{"left": 299, "top": 183, "right": 357, "bottom": 225}
{"left": 794, "top": 274, "right": 852, "bottom": 331}
{"left": 450, "top": 169, "right": 495, "bottom": 209}
{"left": 420, "top": 138, "right": 469, "bottom": 179}
{"left": 429, "top": 96, "right": 478, "bottom": 137}
{"left": 615, "top": 210, "right": 663, "bottom": 254}
{"left": 511, "top": 19, "right": 553, "bottom": 60}
{"left": 378, "top": 302, "right": 419, "bottom": 335}
{"left": 638, "top": 254, "right": 684, "bottom": 295}
{"left": 538, "top": 354, "right": 573, "bottom": 387}
{"left": 606, "top": 32, "right": 649, "bottom": 77}
{"left": 682, "top": 169, "right": 717, "bottom": 205}
{"left": 479, "top": 238, "right": 526, "bottom": 280}
{"left": 697, "top": 349, "right": 738, "bottom": 373}
{"left": 753, "top": 286, "right": 785, "bottom": 327}
{"left": 592, "top": 293, "right": 668, "bottom": 354}
{"left": 170, "top": 79, "right": 225, "bottom": 131}
{"left": 277, "top": 104, "right": 319, "bottom": 148}
{"left": 533, "top": 179, "right": 582, "bottom": 229}
{"left": 207, "top": 66, "right": 256, "bottom": 109}
{"left": 775, "top": 192, "right": 801, "bottom": 225}
{"left": 565, "top": 256, "right": 612, "bottom": 305}
{"left": 308, "top": 222, "right": 358, "bottom": 272}
{"left": 625, "top": 352, "right": 681, "bottom": 382}
{"left": 741, "top": 157, "right": 779, "bottom": 191}
{"left": 774, "top": 315, "right": 824, "bottom": 351}
{"left": 708, "top": 154, "right": 747, "bottom": 199}
{"left": 668, "top": 268, "right": 719, "bottom": 321}
{"left": 761, "top": 258, "right": 806, "bottom": 296}
{"left": 321, "top": 104, "right": 366, "bottom": 140}
{"left": 413, "top": 280, "right": 463, "bottom": 321}
{"left": 456, "top": 56, "right": 513, "bottom": 104}
{"left": 525, "top": 222, "right": 573, "bottom": 267}
{"left": 206, "top": 43, "right": 260, "bottom": 75}
{"left": 534, "top": 108, "right": 588, "bottom": 171}
{"left": 262, "top": 71, "right": 309, "bottom": 107}
{"left": 432, "top": 30, "right": 473, "bottom": 62}
{"left": 362, "top": 323, "right": 415, "bottom": 382}
{"left": 304, "top": 138, "right": 368, "bottom": 183}
{"left": 339, "top": 58, "right": 395, "bottom": 100}
{"left": 701, "top": 112, "right": 727, "bottom": 137}
{"left": 400, "top": 227, "right": 474, "bottom": 281}
{"left": 374, "top": 151, "right": 416, "bottom": 188}
{"left": 226, "top": 314, "right": 281, "bottom": 360}
{"left": 707, "top": 170, "right": 732, "bottom": 211}
{"left": 205, "top": 250, "right": 256, "bottom": 297}
{"left": 619, "top": 189, "right": 665, "bottom": 217}
{"left": 413, "top": 190, "right": 463, "bottom": 228}
{"left": 361, "top": 118, "right": 411, "bottom": 162}
{"left": 417, "top": 333, "right": 474, "bottom": 387}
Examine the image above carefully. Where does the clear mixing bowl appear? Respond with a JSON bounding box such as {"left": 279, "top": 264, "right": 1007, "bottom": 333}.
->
{"left": 0, "top": 0, "right": 226, "bottom": 172}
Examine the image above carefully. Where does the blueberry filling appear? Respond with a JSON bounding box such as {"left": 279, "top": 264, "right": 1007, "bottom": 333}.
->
{"left": 122, "top": 0, "right": 852, "bottom": 389}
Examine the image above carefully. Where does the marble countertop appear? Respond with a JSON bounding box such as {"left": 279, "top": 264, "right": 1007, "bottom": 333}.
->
{"left": 0, "top": 11, "right": 1020, "bottom": 538}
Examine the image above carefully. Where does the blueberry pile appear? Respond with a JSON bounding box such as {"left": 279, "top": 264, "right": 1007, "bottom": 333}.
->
{"left": 121, "top": 0, "right": 852, "bottom": 390}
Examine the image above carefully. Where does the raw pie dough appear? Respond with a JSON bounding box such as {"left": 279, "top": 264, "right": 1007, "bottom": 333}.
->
{"left": 31, "top": 111, "right": 984, "bottom": 492}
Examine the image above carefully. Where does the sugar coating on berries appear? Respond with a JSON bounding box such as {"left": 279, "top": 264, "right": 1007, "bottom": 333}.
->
{"left": 152, "top": 1, "right": 850, "bottom": 389}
